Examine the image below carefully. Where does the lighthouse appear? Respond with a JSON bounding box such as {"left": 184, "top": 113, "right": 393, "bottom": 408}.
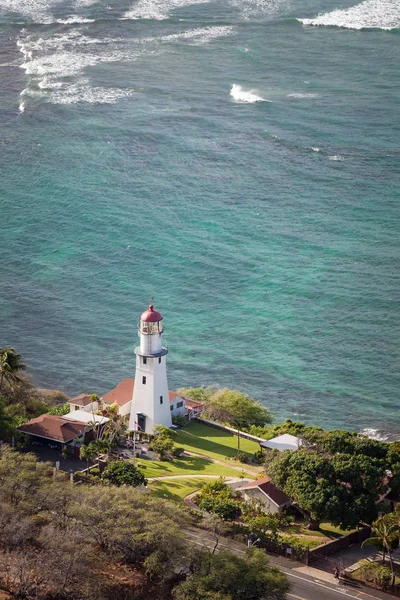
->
{"left": 128, "top": 304, "right": 172, "bottom": 433}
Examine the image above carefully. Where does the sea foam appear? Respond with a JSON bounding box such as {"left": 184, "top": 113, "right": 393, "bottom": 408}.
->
{"left": 298, "top": 0, "right": 400, "bottom": 30}
{"left": 230, "top": 84, "right": 267, "bottom": 103}
{"left": 123, "top": 0, "right": 210, "bottom": 21}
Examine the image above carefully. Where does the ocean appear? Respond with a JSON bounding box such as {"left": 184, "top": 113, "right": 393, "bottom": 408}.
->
{"left": 0, "top": 0, "right": 399, "bottom": 438}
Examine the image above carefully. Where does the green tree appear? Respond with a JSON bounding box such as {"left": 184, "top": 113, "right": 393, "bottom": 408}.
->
{"left": 102, "top": 461, "right": 147, "bottom": 487}
{"left": 268, "top": 448, "right": 385, "bottom": 530}
{"left": 153, "top": 424, "right": 177, "bottom": 439}
{"left": 205, "top": 389, "right": 272, "bottom": 455}
{"left": 0, "top": 348, "right": 25, "bottom": 390}
{"left": 172, "top": 548, "right": 289, "bottom": 600}
{"left": 362, "top": 514, "right": 399, "bottom": 582}
{"left": 47, "top": 402, "right": 70, "bottom": 416}
{"left": 151, "top": 434, "right": 174, "bottom": 459}
{"left": 177, "top": 386, "right": 217, "bottom": 404}
{"left": 80, "top": 443, "right": 97, "bottom": 470}
{"left": 0, "top": 397, "right": 14, "bottom": 440}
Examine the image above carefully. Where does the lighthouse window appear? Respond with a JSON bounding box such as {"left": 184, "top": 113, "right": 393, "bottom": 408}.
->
{"left": 143, "top": 357, "right": 147, "bottom": 365}
{"left": 160, "top": 396, "right": 163, "bottom": 404}
{"left": 158, "top": 357, "right": 162, "bottom": 364}
{"left": 142, "top": 376, "right": 146, "bottom": 384}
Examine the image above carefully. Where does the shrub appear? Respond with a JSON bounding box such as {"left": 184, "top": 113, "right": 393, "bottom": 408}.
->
{"left": 172, "top": 414, "right": 187, "bottom": 427}
{"left": 253, "top": 449, "right": 266, "bottom": 464}
{"left": 172, "top": 446, "right": 185, "bottom": 458}
{"left": 102, "top": 461, "right": 147, "bottom": 487}
{"left": 90, "top": 467, "right": 101, "bottom": 476}
{"left": 199, "top": 496, "right": 241, "bottom": 520}
{"left": 237, "top": 452, "right": 248, "bottom": 464}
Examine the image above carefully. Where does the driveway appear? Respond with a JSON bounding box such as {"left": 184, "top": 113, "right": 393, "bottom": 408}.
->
{"left": 22, "top": 445, "right": 86, "bottom": 473}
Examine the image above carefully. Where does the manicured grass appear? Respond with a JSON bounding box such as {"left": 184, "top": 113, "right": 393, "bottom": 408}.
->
{"left": 149, "top": 477, "right": 214, "bottom": 502}
{"left": 134, "top": 455, "right": 244, "bottom": 479}
{"left": 175, "top": 421, "right": 261, "bottom": 462}
{"left": 282, "top": 521, "right": 353, "bottom": 543}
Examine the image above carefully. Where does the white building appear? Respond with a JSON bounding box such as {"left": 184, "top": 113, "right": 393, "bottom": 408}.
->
{"left": 128, "top": 304, "right": 173, "bottom": 433}
{"left": 259, "top": 433, "right": 302, "bottom": 452}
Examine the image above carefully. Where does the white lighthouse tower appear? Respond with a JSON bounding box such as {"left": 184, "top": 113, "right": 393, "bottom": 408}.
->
{"left": 128, "top": 304, "right": 172, "bottom": 433}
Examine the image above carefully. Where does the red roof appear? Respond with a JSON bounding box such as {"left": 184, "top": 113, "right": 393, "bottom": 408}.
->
{"left": 69, "top": 393, "right": 92, "bottom": 407}
{"left": 102, "top": 378, "right": 134, "bottom": 407}
{"left": 140, "top": 304, "right": 163, "bottom": 322}
{"left": 102, "top": 379, "right": 181, "bottom": 406}
{"left": 238, "top": 476, "right": 290, "bottom": 507}
{"left": 18, "top": 414, "right": 87, "bottom": 443}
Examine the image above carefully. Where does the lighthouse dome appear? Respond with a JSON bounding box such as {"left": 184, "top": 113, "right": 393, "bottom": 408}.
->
{"left": 140, "top": 304, "right": 163, "bottom": 323}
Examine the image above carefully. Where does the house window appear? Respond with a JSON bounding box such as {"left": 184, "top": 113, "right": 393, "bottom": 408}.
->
{"left": 158, "top": 357, "right": 161, "bottom": 364}
{"left": 177, "top": 401, "right": 184, "bottom": 409}
{"left": 160, "top": 396, "right": 163, "bottom": 404}
{"left": 75, "top": 405, "right": 80, "bottom": 411}
{"left": 170, "top": 405, "right": 174, "bottom": 411}
{"left": 143, "top": 357, "right": 147, "bottom": 365}
{"left": 142, "top": 376, "right": 146, "bottom": 384}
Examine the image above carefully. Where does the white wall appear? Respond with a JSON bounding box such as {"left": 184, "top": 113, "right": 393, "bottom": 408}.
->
{"left": 129, "top": 353, "right": 171, "bottom": 433}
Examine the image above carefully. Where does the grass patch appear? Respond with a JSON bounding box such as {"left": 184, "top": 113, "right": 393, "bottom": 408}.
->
{"left": 135, "top": 455, "right": 244, "bottom": 479}
{"left": 150, "top": 477, "right": 213, "bottom": 502}
{"left": 175, "top": 421, "right": 261, "bottom": 462}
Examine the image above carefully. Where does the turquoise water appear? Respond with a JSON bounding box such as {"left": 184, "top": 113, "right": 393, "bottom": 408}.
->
{"left": 0, "top": 0, "right": 399, "bottom": 437}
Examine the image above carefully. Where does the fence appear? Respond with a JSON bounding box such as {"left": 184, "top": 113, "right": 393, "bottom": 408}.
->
{"left": 307, "top": 526, "right": 371, "bottom": 564}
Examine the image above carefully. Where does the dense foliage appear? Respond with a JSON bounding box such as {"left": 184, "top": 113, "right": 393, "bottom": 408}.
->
{"left": 0, "top": 446, "right": 288, "bottom": 600}
{"left": 197, "top": 478, "right": 241, "bottom": 520}
{"left": 268, "top": 432, "right": 400, "bottom": 530}
{"left": 102, "top": 461, "right": 148, "bottom": 487}
{"left": 172, "top": 548, "right": 289, "bottom": 600}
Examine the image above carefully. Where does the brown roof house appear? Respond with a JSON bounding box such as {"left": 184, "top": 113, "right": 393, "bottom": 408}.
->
{"left": 18, "top": 414, "right": 88, "bottom": 445}
{"left": 237, "top": 476, "right": 291, "bottom": 514}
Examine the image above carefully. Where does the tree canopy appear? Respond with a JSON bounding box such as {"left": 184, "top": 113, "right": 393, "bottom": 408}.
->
{"left": 172, "top": 548, "right": 289, "bottom": 600}
{"left": 102, "top": 461, "right": 148, "bottom": 487}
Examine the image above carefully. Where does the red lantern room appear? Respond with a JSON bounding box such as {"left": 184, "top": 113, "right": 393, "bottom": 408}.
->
{"left": 139, "top": 305, "right": 163, "bottom": 334}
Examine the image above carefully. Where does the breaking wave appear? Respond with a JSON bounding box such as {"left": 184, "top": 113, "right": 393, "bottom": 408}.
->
{"left": 362, "top": 428, "right": 391, "bottom": 441}
{"left": 230, "top": 84, "right": 268, "bottom": 103}
{"left": 0, "top": 0, "right": 98, "bottom": 23}
{"left": 123, "top": 0, "right": 210, "bottom": 21}
{"left": 298, "top": 0, "right": 400, "bottom": 30}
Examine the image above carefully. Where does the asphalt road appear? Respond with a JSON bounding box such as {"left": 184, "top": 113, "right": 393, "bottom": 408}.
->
{"left": 184, "top": 528, "right": 397, "bottom": 600}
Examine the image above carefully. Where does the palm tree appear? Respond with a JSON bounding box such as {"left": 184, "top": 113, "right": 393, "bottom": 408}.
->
{"left": 0, "top": 348, "right": 25, "bottom": 390}
{"left": 362, "top": 515, "right": 399, "bottom": 583}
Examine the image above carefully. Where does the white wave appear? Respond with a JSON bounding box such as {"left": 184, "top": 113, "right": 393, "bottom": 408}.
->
{"left": 230, "top": 84, "right": 267, "bottom": 103}
{"left": 0, "top": 0, "right": 98, "bottom": 23}
{"left": 49, "top": 80, "right": 135, "bottom": 104}
{"left": 298, "top": 0, "right": 400, "bottom": 30}
{"left": 329, "top": 155, "right": 344, "bottom": 161}
{"left": 56, "top": 16, "right": 95, "bottom": 24}
{"left": 311, "top": 147, "right": 320, "bottom": 152}
{"left": 19, "top": 101, "right": 25, "bottom": 113}
{"left": 362, "top": 428, "right": 391, "bottom": 441}
{"left": 287, "top": 92, "right": 319, "bottom": 98}
{"left": 123, "top": 0, "right": 209, "bottom": 20}
{"left": 159, "top": 26, "right": 234, "bottom": 44}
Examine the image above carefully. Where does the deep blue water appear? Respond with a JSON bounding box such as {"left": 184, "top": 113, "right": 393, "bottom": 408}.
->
{"left": 0, "top": 0, "right": 399, "bottom": 437}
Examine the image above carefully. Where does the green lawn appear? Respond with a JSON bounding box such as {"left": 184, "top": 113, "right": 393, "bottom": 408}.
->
{"left": 149, "top": 477, "right": 214, "bottom": 502}
{"left": 134, "top": 454, "right": 245, "bottom": 479}
{"left": 175, "top": 421, "right": 261, "bottom": 462}
{"left": 282, "top": 521, "right": 353, "bottom": 542}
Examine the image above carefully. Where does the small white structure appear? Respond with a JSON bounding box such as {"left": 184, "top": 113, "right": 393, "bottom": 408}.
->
{"left": 237, "top": 477, "right": 291, "bottom": 514}
{"left": 128, "top": 304, "right": 172, "bottom": 433}
{"left": 260, "top": 433, "right": 302, "bottom": 452}
{"left": 68, "top": 394, "right": 98, "bottom": 413}
{"left": 63, "top": 410, "right": 109, "bottom": 426}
